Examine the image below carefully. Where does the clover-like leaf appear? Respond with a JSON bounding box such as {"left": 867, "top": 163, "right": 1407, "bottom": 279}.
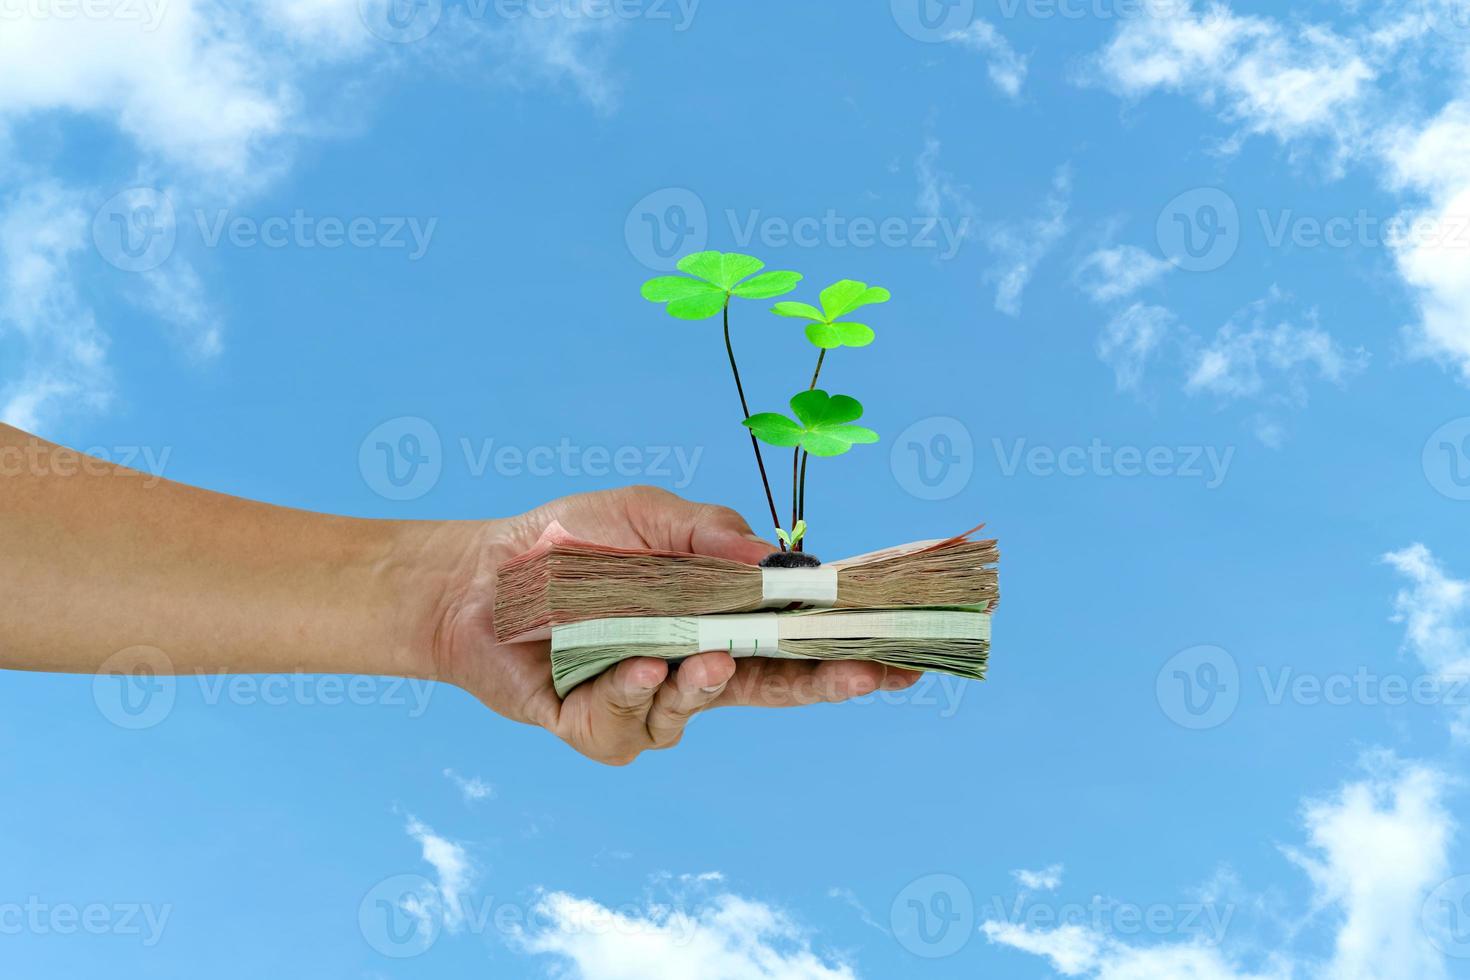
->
{"left": 642, "top": 251, "right": 801, "bottom": 320}
{"left": 788, "top": 519, "right": 807, "bottom": 546}
{"left": 742, "top": 412, "right": 804, "bottom": 447}
{"left": 731, "top": 270, "right": 802, "bottom": 299}
{"left": 805, "top": 322, "right": 875, "bottom": 350}
{"left": 772, "top": 279, "right": 888, "bottom": 349}
{"left": 820, "top": 280, "right": 890, "bottom": 321}
{"left": 743, "top": 390, "right": 879, "bottom": 458}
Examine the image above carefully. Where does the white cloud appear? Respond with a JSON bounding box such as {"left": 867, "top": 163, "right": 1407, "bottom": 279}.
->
{"left": 946, "top": 20, "right": 1028, "bottom": 98}
{"left": 1013, "top": 864, "right": 1065, "bottom": 892}
{"left": 1098, "top": 302, "right": 1174, "bottom": 391}
{"left": 1077, "top": 244, "right": 1172, "bottom": 303}
{"left": 1184, "top": 294, "right": 1367, "bottom": 417}
{"left": 984, "top": 166, "right": 1072, "bottom": 316}
{"left": 915, "top": 136, "right": 975, "bottom": 228}
{"left": 1092, "top": 3, "right": 1376, "bottom": 155}
{"left": 985, "top": 756, "right": 1456, "bottom": 980}
{"left": 0, "top": 1, "right": 628, "bottom": 432}
{"left": 1086, "top": 3, "right": 1470, "bottom": 381}
{"left": 1382, "top": 544, "right": 1470, "bottom": 740}
{"left": 1285, "top": 756, "right": 1453, "bottom": 980}
{"left": 442, "top": 767, "right": 494, "bottom": 803}
{"left": 1380, "top": 100, "right": 1470, "bottom": 383}
{"left": 404, "top": 816, "right": 473, "bottom": 933}
{"left": 0, "top": 182, "right": 109, "bottom": 429}
{"left": 517, "top": 890, "right": 856, "bottom": 980}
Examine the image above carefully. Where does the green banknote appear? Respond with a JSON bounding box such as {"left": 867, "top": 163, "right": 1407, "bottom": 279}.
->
{"left": 549, "top": 605, "right": 991, "bottom": 696}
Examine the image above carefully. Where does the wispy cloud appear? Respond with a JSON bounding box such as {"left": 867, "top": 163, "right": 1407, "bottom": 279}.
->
{"left": 984, "top": 167, "right": 1072, "bottom": 317}
{"left": 946, "top": 20, "right": 1028, "bottom": 99}
{"left": 442, "top": 768, "right": 494, "bottom": 804}
{"left": 404, "top": 815, "right": 473, "bottom": 933}
{"left": 1076, "top": 244, "right": 1172, "bottom": 303}
{"left": 1013, "top": 864, "right": 1065, "bottom": 893}
{"left": 1084, "top": 1, "right": 1470, "bottom": 383}
{"left": 1098, "top": 302, "right": 1174, "bottom": 392}
{"left": 985, "top": 755, "right": 1455, "bottom": 980}
{"left": 518, "top": 889, "right": 856, "bottom": 979}
{"left": 0, "top": 1, "right": 630, "bottom": 431}
{"left": 1383, "top": 544, "right": 1470, "bottom": 740}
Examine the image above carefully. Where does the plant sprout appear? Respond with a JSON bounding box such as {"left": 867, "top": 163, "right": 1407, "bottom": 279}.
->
{"left": 766, "top": 280, "right": 889, "bottom": 551}
{"left": 641, "top": 251, "right": 801, "bottom": 546}
{"left": 743, "top": 390, "right": 879, "bottom": 554}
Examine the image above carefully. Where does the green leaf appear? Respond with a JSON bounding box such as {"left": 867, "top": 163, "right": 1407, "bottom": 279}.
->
{"left": 742, "top": 413, "right": 804, "bottom": 447}
{"left": 819, "top": 280, "right": 890, "bottom": 321}
{"left": 641, "top": 276, "right": 721, "bottom": 302}
{"left": 801, "top": 425, "right": 879, "bottom": 457}
{"left": 666, "top": 291, "right": 728, "bottom": 320}
{"left": 718, "top": 253, "right": 766, "bottom": 289}
{"left": 789, "top": 519, "right": 807, "bottom": 545}
{"left": 791, "top": 389, "right": 864, "bottom": 427}
{"left": 771, "top": 301, "right": 824, "bottom": 321}
{"left": 748, "top": 391, "right": 878, "bottom": 457}
{"left": 676, "top": 250, "right": 728, "bottom": 285}
{"left": 804, "top": 322, "right": 874, "bottom": 349}
{"left": 731, "top": 270, "right": 802, "bottom": 299}
{"left": 775, "top": 528, "right": 792, "bottom": 547}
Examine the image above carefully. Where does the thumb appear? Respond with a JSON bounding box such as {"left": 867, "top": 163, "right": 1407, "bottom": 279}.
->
{"left": 689, "top": 503, "right": 776, "bottom": 566}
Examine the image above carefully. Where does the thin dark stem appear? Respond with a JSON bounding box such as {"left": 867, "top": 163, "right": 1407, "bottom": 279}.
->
{"left": 796, "top": 347, "right": 827, "bottom": 553}
{"left": 797, "top": 450, "right": 809, "bottom": 547}
{"left": 791, "top": 447, "right": 800, "bottom": 536}
{"left": 725, "top": 301, "right": 784, "bottom": 548}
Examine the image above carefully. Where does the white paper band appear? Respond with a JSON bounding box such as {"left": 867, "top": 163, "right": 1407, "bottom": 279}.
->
{"left": 697, "top": 614, "right": 781, "bottom": 657}
{"left": 760, "top": 567, "right": 839, "bottom": 607}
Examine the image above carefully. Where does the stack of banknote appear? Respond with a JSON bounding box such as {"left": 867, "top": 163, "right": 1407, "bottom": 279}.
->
{"left": 494, "top": 522, "right": 999, "bottom": 696}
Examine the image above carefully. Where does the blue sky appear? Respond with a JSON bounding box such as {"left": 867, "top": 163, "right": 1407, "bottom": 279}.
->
{"left": 4, "top": 0, "right": 1470, "bottom": 976}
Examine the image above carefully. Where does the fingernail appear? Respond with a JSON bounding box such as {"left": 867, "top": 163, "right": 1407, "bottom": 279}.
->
{"left": 701, "top": 683, "right": 726, "bottom": 694}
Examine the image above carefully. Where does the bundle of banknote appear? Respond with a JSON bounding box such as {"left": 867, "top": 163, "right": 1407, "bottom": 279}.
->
{"left": 493, "top": 521, "right": 999, "bottom": 696}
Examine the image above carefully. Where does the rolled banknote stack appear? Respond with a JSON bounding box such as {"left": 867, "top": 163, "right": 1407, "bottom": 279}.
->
{"left": 494, "top": 522, "right": 999, "bottom": 696}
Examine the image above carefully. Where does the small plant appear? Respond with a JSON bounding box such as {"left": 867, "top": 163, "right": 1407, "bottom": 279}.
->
{"left": 641, "top": 251, "right": 802, "bottom": 542}
{"left": 642, "top": 255, "right": 889, "bottom": 559}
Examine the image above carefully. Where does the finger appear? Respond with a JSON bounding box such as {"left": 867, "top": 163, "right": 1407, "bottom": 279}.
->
{"left": 715, "top": 661, "right": 922, "bottom": 707}
{"left": 645, "top": 651, "right": 737, "bottom": 748}
{"left": 566, "top": 657, "right": 667, "bottom": 765}
{"left": 687, "top": 503, "right": 774, "bottom": 565}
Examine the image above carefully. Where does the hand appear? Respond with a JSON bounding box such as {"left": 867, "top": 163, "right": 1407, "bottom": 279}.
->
{"left": 429, "top": 486, "right": 922, "bottom": 765}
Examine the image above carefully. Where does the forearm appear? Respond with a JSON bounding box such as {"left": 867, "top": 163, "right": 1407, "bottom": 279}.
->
{"left": 0, "top": 423, "right": 471, "bottom": 679}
